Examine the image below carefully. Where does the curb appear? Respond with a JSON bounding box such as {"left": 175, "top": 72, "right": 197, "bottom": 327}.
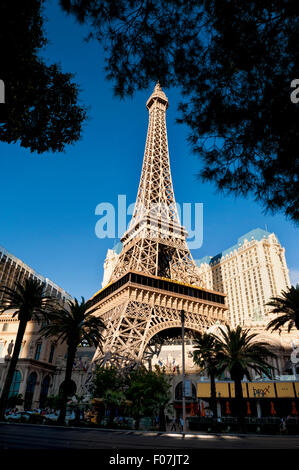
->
{"left": 1, "top": 421, "right": 298, "bottom": 437}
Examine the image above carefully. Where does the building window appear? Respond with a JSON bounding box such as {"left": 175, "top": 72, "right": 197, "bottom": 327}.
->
{"left": 34, "top": 343, "right": 42, "bottom": 361}
{"left": 24, "top": 372, "right": 37, "bottom": 409}
{"left": 8, "top": 370, "right": 21, "bottom": 398}
{"left": 39, "top": 375, "right": 50, "bottom": 408}
{"left": 2, "top": 323, "right": 8, "bottom": 331}
{"left": 175, "top": 381, "right": 197, "bottom": 401}
{"left": 48, "top": 344, "right": 55, "bottom": 364}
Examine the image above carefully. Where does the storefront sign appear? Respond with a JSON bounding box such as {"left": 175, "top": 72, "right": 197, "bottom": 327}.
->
{"left": 197, "top": 381, "right": 299, "bottom": 399}
{"left": 197, "top": 383, "right": 210, "bottom": 398}
{"left": 248, "top": 383, "right": 275, "bottom": 398}
{"left": 276, "top": 382, "right": 295, "bottom": 398}
{"left": 216, "top": 383, "right": 230, "bottom": 398}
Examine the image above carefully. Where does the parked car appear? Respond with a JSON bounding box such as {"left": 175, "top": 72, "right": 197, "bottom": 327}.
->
{"left": 44, "top": 410, "right": 76, "bottom": 425}
{"left": 44, "top": 412, "right": 59, "bottom": 422}
{"left": 5, "top": 411, "right": 32, "bottom": 422}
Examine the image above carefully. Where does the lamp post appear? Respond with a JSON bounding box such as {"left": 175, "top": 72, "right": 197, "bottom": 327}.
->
{"left": 180, "top": 310, "right": 186, "bottom": 433}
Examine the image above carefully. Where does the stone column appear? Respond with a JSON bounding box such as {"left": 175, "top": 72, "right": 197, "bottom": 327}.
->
{"left": 19, "top": 366, "right": 29, "bottom": 398}
{"left": 32, "top": 372, "right": 41, "bottom": 409}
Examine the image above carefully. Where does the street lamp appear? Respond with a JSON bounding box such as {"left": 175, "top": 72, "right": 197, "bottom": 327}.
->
{"left": 180, "top": 310, "right": 186, "bottom": 433}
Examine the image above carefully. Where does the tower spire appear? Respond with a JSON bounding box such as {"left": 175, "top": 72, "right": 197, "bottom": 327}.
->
{"left": 109, "top": 83, "right": 203, "bottom": 286}
{"left": 129, "top": 82, "right": 177, "bottom": 229}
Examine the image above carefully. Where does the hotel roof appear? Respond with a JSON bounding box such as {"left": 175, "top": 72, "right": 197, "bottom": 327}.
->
{"left": 195, "top": 228, "right": 274, "bottom": 267}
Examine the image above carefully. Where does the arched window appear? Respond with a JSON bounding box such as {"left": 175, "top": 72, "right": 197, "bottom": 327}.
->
{"left": 39, "top": 375, "right": 50, "bottom": 408}
{"left": 175, "top": 381, "right": 197, "bottom": 401}
{"left": 24, "top": 372, "right": 37, "bottom": 409}
{"left": 8, "top": 370, "right": 21, "bottom": 398}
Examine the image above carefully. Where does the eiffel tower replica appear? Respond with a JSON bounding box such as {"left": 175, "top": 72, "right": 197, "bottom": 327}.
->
{"left": 89, "top": 83, "right": 227, "bottom": 363}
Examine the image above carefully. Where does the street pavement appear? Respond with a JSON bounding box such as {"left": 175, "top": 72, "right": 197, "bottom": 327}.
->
{"left": 0, "top": 423, "right": 298, "bottom": 449}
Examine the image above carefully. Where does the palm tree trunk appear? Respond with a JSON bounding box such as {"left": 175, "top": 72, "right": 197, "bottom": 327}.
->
{"left": 234, "top": 378, "right": 245, "bottom": 432}
{"left": 57, "top": 344, "right": 77, "bottom": 425}
{"left": 159, "top": 405, "right": 166, "bottom": 432}
{"left": 210, "top": 371, "right": 217, "bottom": 418}
{"left": 0, "top": 318, "right": 27, "bottom": 420}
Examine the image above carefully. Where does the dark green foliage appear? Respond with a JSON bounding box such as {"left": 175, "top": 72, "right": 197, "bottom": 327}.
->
{"left": 93, "top": 364, "right": 171, "bottom": 430}
{"left": 125, "top": 365, "right": 171, "bottom": 416}
{"left": 0, "top": 0, "right": 86, "bottom": 153}
{"left": 92, "top": 366, "right": 123, "bottom": 398}
{"left": 44, "top": 394, "right": 64, "bottom": 410}
{"left": 60, "top": 0, "right": 299, "bottom": 222}
{"left": 266, "top": 284, "right": 299, "bottom": 332}
{"left": 125, "top": 365, "right": 171, "bottom": 430}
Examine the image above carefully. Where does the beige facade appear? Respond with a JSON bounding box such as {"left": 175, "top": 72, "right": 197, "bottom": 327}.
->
{"left": 195, "top": 229, "right": 290, "bottom": 327}
{"left": 0, "top": 244, "right": 90, "bottom": 409}
{"left": 0, "top": 319, "right": 95, "bottom": 410}
{"left": 0, "top": 315, "right": 66, "bottom": 409}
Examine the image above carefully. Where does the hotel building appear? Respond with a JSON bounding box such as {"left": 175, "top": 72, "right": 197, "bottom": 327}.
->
{"left": 195, "top": 228, "right": 291, "bottom": 327}
{"left": 0, "top": 245, "right": 85, "bottom": 410}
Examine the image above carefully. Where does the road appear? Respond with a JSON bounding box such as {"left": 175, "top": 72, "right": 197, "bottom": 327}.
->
{"left": 0, "top": 423, "right": 298, "bottom": 450}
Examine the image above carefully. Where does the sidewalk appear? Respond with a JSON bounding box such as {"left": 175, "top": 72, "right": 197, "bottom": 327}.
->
{"left": 2, "top": 420, "right": 298, "bottom": 437}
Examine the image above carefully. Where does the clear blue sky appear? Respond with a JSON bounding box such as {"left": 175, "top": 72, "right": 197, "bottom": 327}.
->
{"left": 0, "top": 0, "right": 298, "bottom": 299}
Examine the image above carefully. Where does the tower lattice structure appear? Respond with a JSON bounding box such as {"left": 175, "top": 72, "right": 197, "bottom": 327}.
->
{"left": 90, "top": 84, "right": 228, "bottom": 363}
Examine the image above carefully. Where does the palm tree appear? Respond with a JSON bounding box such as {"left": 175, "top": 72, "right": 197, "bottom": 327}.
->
{"left": 0, "top": 278, "right": 58, "bottom": 420}
{"left": 266, "top": 285, "right": 299, "bottom": 333}
{"left": 192, "top": 332, "right": 223, "bottom": 419}
{"left": 39, "top": 297, "right": 105, "bottom": 425}
{"left": 211, "top": 325, "right": 276, "bottom": 424}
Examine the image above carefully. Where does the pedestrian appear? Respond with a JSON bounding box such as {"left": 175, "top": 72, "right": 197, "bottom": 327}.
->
{"left": 170, "top": 417, "right": 177, "bottom": 431}
{"left": 280, "top": 417, "right": 287, "bottom": 434}
{"left": 180, "top": 416, "right": 183, "bottom": 432}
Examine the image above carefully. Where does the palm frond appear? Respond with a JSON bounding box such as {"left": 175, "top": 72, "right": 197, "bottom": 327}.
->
{"left": 38, "top": 297, "right": 106, "bottom": 349}
{"left": 211, "top": 324, "right": 275, "bottom": 381}
{"left": 0, "top": 278, "right": 58, "bottom": 322}
{"left": 266, "top": 285, "right": 299, "bottom": 332}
